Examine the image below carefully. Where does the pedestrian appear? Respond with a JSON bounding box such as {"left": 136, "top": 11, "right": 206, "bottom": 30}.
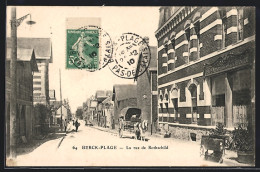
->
{"left": 118, "top": 116, "right": 124, "bottom": 138}
{"left": 75, "top": 119, "right": 80, "bottom": 132}
{"left": 64, "top": 119, "right": 68, "bottom": 133}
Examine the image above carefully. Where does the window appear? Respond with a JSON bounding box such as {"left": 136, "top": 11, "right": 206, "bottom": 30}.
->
{"left": 33, "top": 81, "right": 41, "bottom": 85}
{"left": 237, "top": 8, "right": 244, "bottom": 41}
{"left": 194, "top": 21, "right": 200, "bottom": 59}
{"left": 185, "top": 28, "right": 191, "bottom": 63}
{"left": 164, "top": 43, "right": 168, "bottom": 71}
{"left": 33, "top": 76, "right": 41, "bottom": 79}
{"left": 171, "top": 38, "right": 176, "bottom": 70}
{"left": 180, "top": 83, "right": 186, "bottom": 102}
{"left": 221, "top": 8, "right": 227, "bottom": 48}
{"left": 34, "top": 87, "right": 41, "bottom": 91}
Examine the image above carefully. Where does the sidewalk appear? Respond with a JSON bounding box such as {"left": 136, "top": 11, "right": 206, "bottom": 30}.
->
{"left": 90, "top": 125, "right": 253, "bottom": 166}
{"left": 17, "top": 131, "right": 66, "bottom": 156}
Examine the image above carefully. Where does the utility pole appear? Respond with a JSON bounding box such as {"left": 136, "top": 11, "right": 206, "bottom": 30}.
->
{"left": 10, "top": 7, "right": 17, "bottom": 159}
{"left": 59, "top": 69, "right": 63, "bottom": 131}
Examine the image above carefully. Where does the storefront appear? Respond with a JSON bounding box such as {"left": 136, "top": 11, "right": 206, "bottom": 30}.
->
{"left": 204, "top": 47, "right": 254, "bottom": 129}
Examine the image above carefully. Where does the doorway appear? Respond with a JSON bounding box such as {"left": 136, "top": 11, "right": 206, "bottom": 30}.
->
{"left": 189, "top": 84, "right": 197, "bottom": 123}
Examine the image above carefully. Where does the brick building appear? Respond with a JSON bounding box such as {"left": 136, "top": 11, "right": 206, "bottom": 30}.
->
{"left": 6, "top": 48, "right": 38, "bottom": 155}
{"left": 155, "top": 7, "right": 255, "bottom": 140}
{"left": 136, "top": 42, "right": 158, "bottom": 134}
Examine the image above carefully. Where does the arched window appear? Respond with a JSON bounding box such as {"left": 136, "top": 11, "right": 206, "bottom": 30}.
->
{"left": 192, "top": 12, "right": 201, "bottom": 60}
{"left": 237, "top": 7, "right": 244, "bottom": 41}
{"left": 219, "top": 7, "right": 227, "bottom": 48}
{"left": 162, "top": 37, "right": 169, "bottom": 72}
{"left": 169, "top": 31, "right": 176, "bottom": 71}
{"left": 184, "top": 20, "right": 191, "bottom": 64}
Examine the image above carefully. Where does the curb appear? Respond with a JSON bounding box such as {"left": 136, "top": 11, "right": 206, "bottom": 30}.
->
{"left": 57, "top": 136, "right": 65, "bottom": 149}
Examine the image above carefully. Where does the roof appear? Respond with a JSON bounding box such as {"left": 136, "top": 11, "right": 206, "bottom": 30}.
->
{"left": 96, "top": 90, "right": 113, "bottom": 103}
{"left": 56, "top": 104, "right": 69, "bottom": 114}
{"left": 112, "top": 84, "right": 137, "bottom": 101}
{"left": 6, "top": 37, "right": 52, "bottom": 62}
{"left": 6, "top": 48, "right": 38, "bottom": 71}
{"left": 102, "top": 96, "right": 113, "bottom": 105}
{"left": 50, "top": 101, "right": 62, "bottom": 110}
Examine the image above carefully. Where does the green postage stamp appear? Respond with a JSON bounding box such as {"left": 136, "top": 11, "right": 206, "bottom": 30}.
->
{"left": 67, "top": 29, "right": 99, "bottom": 70}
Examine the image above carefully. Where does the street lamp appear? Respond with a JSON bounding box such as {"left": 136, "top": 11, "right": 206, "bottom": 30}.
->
{"left": 9, "top": 7, "right": 35, "bottom": 159}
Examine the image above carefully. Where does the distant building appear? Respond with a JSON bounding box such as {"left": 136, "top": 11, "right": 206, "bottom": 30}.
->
{"left": 95, "top": 90, "right": 112, "bottom": 127}
{"left": 7, "top": 38, "right": 53, "bottom": 106}
{"left": 155, "top": 7, "right": 255, "bottom": 140}
{"left": 56, "top": 105, "right": 70, "bottom": 124}
{"left": 112, "top": 84, "right": 137, "bottom": 123}
{"left": 136, "top": 38, "right": 158, "bottom": 134}
{"left": 6, "top": 47, "right": 38, "bottom": 155}
{"left": 49, "top": 100, "right": 62, "bottom": 125}
{"left": 100, "top": 96, "right": 114, "bottom": 128}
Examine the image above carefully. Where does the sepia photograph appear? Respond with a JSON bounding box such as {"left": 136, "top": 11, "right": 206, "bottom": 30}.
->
{"left": 5, "top": 6, "right": 255, "bottom": 167}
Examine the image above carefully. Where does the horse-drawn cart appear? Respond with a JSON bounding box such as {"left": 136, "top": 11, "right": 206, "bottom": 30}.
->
{"left": 200, "top": 135, "right": 229, "bottom": 163}
{"left": 119, "top": 107, "right": 148, "bottom": 140}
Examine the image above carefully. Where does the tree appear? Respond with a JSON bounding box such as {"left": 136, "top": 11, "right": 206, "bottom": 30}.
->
{"left": 34, "top": 103, "right": 50, "bottom": 134}
{"left": 76, "top": 108, "right": 83, "bottom": 119}
{"left": 64, "top": 99, "right": 72, "bottom": 120}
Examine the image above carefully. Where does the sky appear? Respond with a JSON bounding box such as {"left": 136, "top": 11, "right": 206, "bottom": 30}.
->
{"left": 6, "top": 6, "right": 160, "bottom": 113}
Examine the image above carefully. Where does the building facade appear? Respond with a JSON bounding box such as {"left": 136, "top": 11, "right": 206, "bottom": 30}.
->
{"left": 136, "top": 42, "right": 158, "bottom": 134}
{"left": 7, "top": 38, "right": 53, "bottom": 106}
{"left": 101, "top": 96, "right": 114, "bottom": 128}
{"left": 6, "top": 48, "right": 38, "bottom": 155}
{"left": 155, "top": 7, "right": 255, "bottom": 140}
{"left": 112, "top": 84, "right": 137, "bottom": 124}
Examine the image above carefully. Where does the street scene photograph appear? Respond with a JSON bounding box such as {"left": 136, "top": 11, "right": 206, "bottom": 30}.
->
{"left": 5, "top": 6, "right": 255, "bottom": 167}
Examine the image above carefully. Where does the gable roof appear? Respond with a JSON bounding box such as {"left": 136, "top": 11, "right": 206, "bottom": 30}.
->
{"left": 102, "top": 96, "right": 113, "bottom": 105}
{"left": 112, "top": 84, "right": 137, "bottom": 101}
{"left": 6, "top": 48, "right": 38, "bottom": 71}
{"left": 6, "top": 37, "right": 52, "bottom": 62}
{"left": 50, "top": 101, "right": 62, "bottom": 111}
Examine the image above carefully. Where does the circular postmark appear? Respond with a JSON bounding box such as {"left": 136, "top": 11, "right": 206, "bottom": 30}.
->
{"left": 108, "top": 33, "right": 151, "bottom": 79}
{"left": 67, "top": 25, "right": 113, "bottom": 72}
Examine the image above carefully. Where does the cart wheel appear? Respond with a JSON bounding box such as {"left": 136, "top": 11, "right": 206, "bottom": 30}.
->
{"left": 119, "top": 129, "right": 123, "bottom": 138}
{"left": 205, "top": 150, "right": 209, "bottom": 160}
{"left": 200, "top": 145, "right": 205, "bottom": 157}
{"left": 219, "top": 157, "right": 223, "bottom": 163}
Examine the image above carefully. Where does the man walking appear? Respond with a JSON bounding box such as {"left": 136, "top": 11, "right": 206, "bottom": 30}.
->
{"left": 118, "top": 116, "right": 124, "bottom": 138}
{"left": 75, "top": 119, "right": 80, "bottom": 132}
{"left": 64, "top": 119, "right": 68, "bottom": 133}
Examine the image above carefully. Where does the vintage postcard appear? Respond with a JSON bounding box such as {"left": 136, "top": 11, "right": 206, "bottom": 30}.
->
{"left": 5, "top": 6, "right": 255, "bottom": 167}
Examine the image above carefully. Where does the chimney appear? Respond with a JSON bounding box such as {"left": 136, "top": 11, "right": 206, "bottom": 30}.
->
{"left": 143, "top": 36, "right": 149, "bottom": 45}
